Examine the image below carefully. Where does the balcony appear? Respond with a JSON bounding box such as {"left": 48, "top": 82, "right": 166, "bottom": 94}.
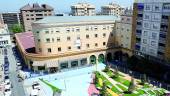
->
{"left": 159, "top": 38, "right": 166, "bottom": 43}
{"left": 158, "top": 46, "right": 165, "bottom": 53}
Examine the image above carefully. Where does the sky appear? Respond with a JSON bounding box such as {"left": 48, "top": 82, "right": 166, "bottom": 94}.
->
{"left": 0, "top": 0, "right": 133, "bottom": 13}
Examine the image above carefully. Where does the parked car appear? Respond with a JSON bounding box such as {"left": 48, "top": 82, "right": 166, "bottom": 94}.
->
{"left": 32, "top": 82, "right": 40, "bottom": 90}
{"left": 4, "top": 85, "right": 11, "bottom": 96}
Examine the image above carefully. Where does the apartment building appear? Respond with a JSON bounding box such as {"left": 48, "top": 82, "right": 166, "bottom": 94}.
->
{"left": 101, "top": 3, "right": 125, "bottom": 16}
{"left": 0, "top": 12, "right": 22, "bottom": 30}
{"left": 132, "top": 0, "right": 170, "bottom": 61}
{"left": 115, "top": 8, "right": 133, "bottom": 50}
{"left": 20, "top": 3, "right": 54, "bottom": 32}
{"left": 15, "top": 16, "right": 121, "bottom": 72}
{"left": 0, "top": 24, "right": 11, "bottom": 47}
{"left": 71, "top": 3, "right": 96, "bottom": 16}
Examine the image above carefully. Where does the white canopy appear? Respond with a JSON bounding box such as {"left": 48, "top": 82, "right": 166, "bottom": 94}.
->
{"left": 32, "top": 61, "right": 45, "bottom": 67}
{"left": 33, "top": 60, "right": 58, "bottom": 68}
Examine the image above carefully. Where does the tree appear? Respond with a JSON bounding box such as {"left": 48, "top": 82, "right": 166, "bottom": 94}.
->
{"left": 141, "top": 74, "right": 147, "bottom": 85}
{"left": 112, "top": 67, "right": 119, "bottom": 78}
{"left": 103, "top": 65, "right": 110, "bottom": 72}
{"left": 11, "top": 24, "right": 23, "bottom": 33}
{"left": 128, "top": 77, "right": 135, "bottom": 93}
{"left": 100, "top": 82, "right": 108, "bottom": 96}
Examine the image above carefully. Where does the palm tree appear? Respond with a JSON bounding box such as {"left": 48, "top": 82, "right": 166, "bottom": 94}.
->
{"left": 100, "top": 82, "right": 108, "bottom": 96}
{"left": 128, "top": 77, "right": 135, "bottom": 93}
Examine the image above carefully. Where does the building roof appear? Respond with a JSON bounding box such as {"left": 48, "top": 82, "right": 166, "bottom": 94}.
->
{"left": 20, "top": 3, "right": 53, "bottom": 11}
{"left": 15, "top": 32, "right": 35, "bottom": 50}
{"left": 34, "top": 16, "right": 119, "bottom": 24}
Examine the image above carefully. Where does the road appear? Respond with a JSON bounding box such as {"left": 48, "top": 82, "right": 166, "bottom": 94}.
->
{"left": 8, "top": 47, "right": 26, "bottom": 96}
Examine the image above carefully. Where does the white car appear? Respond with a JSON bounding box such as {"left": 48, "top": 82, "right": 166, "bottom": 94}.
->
{"left": 30, "top": 89, "right": 38, "bottom": 96}
{"left": 4, "top": 79, "right": 10, "bottom": 85}
{"left": 4, "top": 86, "right": 11, "bottom": 96}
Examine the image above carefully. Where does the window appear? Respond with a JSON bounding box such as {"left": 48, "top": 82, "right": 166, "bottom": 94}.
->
{"left": 141, "top": 47, "right": 146, "bottom": 52}
{"left": 72, "top": 28, "right": 74, "bottom": 32}
{"left": 31, "top": 18, "right": 34, "bottom": 20}
{"left": 68, "top": 46, "right": 71, "bottom": 50}
{"left": 39, "top": 48, "right": 42, "bottom": 52}
{"left": 151, "top": 32, "right": 157, "bottom": 39}
{"left": 143, "top": 39, "right": 147, "bottom": 44}
{"left": 67, "top": 37, "right": 71, "bottom": 41}
{"left": 36, "top": 31, "right": 39, "bottom": 33}
{"left": 26, "top": 14, "right": 29, "bottom": 16}
{"left": 103, "top": 42, "right": 106, "bottom": 46}
{"left": 77, "top": 36, "right": 80, "bottom": 40}
{"left": 26, "top": 18, "right": 30, "bottom": 20}
{"left": 52, "top": 38, "right": 54, "bottom": 42}
{"left": 103, "top": 33, "right": 106, "bottom": 37}
{"left": 143, "top": 30, "right": 148, "bottom": 36}
{"left": 56, "top": 30, "right": 60, "bottom": 33}
{"left": 77, "top": 46, "right": 81, "bottom": 49}
{"left": 94, "top": 26, "right": 98, "bottom": 31}
{"left": 151, "top": 41, "right": 156, "bottom": 46}
{"left": 57, "top": 37, "right": 60, "bottom": 42}
{"left": 145, "top": 4, "right": 152, "bottom": 11}
{"left": 46, "top": 38, "right": 50, "bottom": 43}
{"left": 38, "top": 39, "right": 40, "bottom": 42}
{"left": 107, "top": 26, "right": 110, "bottom": 30}
{"left": 66, "top": 28, "right": 70, "bottom": 33}
{"left": 86, "top": 27, "right": 89, "bottom": 31}
{"left": 95, "top": 43, "right": 98, "bottom": 47}
{"left": 45, "top": 31, "right": 49, "bottom": 34}
{"left": 95, "top": 34, "right": 98, "bottom": 38}
{"left": 48, "top": 48, "right": 51, "bottom": 53}
{"left": 103, "top": 26, "right": 106, "bottom": 30}
{"left": 76, "top": 28, "right": 80, "bottom": 32}
{"left": 86, "top": 35, "right": 89, "bottom": 39}
{"left": 58, "top": 47, "right": 61, "bottom": 52}
{"left": 111, "top": 33, "right": 113, "bottom": 37}
{"left": 144, "top": 14, "right": 150, "bottom": 20}
{"left": 86, "top": 44, "right": 90, "bottom": 48}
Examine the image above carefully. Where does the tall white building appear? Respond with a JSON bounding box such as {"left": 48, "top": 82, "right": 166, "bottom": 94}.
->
{"left": 0, "top": 24, "right": 11, "bottom": 47}
{"left": 116, "top": 8, "right": 133, "bottom": 50}
{"left": 132, "top": 0, "right": 170, "bottom": 61}
{"left": 71, "top": 3, "right": 96, "bottom": 16}
{"left": 101, "top": 3, "right": 125, "bottom": 16}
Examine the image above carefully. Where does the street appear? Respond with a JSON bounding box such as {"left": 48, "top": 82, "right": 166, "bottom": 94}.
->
{"left": 7, "top": 47, "right": 25, "bottom": 96}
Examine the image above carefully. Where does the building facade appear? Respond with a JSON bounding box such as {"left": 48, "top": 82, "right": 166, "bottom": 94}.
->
{"left": 71, "top": 3, "right": 96, "bottom": 16}
{"left": 15, "top": 16, "right": 128, "bottom": 72}
{"left": 115, "top": 9, "right": 133, "bottom": 50}
{"left": 0, "top": 12, "right": 22, "bottom": 30}
{"left": 0, "top": 24, "right": 11, "bottom": 47}
{"left": 132, "top": 0, "right": 170, "bottom": 61}
{"left": 20, "top": 3, "right": 54, "bottom": 32}
{"left": 101, "top": 3, "right": 125, "bottom": 17}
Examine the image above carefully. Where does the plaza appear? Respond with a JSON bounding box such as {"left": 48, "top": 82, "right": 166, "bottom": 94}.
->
{"left": 23, "top": 63, "right": 105, "bottom": 96}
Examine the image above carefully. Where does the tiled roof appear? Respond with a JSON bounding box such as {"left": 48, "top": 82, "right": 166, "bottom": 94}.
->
{"left": 15, "top": 32, "right": 35, "bottom": 50}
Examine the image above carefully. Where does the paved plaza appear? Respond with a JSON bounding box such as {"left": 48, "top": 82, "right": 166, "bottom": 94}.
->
{"left": 23, "top": 63, "right": 105, "bottom": 96}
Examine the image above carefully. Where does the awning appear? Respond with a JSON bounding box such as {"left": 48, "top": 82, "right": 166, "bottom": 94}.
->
{"left": 32, "top": 61, "right": 45, "bottom": 67}
{"left": 46, "top": 61, "right": 58, "bottom": 68}
{"left": 33, "top": 60, "right": 58, "bottom": 67}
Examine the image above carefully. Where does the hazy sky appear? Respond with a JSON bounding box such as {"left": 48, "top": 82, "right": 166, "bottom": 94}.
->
{"left": 0, "top": 0, "right": 133, "bottom": 13}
